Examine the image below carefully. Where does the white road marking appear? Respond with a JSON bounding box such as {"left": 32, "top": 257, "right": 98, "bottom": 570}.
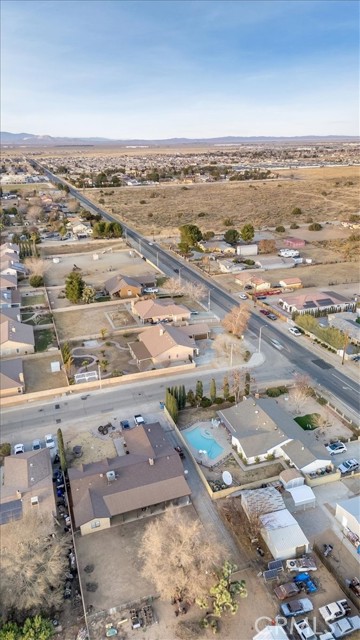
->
{"left": 331, "top": 373, "right": 359, "bottom": 394}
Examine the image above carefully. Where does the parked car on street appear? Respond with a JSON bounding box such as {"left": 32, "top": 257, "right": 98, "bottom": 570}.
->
{"left": 45, "top": 434, "right": 55, "bottom": 449}
{"left": 14, "top": 443, "right": 25, "bottom": 455}
{"left": 239, "top": 293, "right": 248, "bottom": 300}
{"left": 268, "top": 314, "right": 277, "bottom": 321}
{"left": 289, "top": 327, "right": 302, "bottom": 336}
{"left": 338, "top": 459, "right": 359, "bottom": 474}
{"left": 260, "top": 309, "right": 270, "bottom": 316}
{"left": 326, "top": 441, "right": 347, "bottom": 455}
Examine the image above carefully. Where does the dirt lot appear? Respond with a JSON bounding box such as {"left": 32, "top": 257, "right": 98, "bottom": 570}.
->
{"left": 23, "top": 354, "right": 68, "bottom": 392}
{"left": 43, "top": 247, "right": 159, "bottom": 287}
{"left": 84, "top": 166, "right": 360, "bottom": 235}
{"left": 40, "top": 238, "right": 125, "bottom": 257}
{"left": 204, "top": 457, "right": 285, "bottom": 487}
{"left": 64, "top": 428, "right": 118, "bottom": 467}
{"left": 214, "top": 260, "right": 360, "bottom": 291}
{"left": 53, "top": 304, "right": 136, "bottom": 341}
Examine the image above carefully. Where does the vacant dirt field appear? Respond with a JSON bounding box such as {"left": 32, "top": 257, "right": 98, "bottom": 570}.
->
{"left": 40, "top": 239, "right": 125, "bottom": 257}
{"left": 53, "top": 304, "right": 136, "bottom": 341}
{"left": 23, "top": 354, "right": 68, "bottom": 392}
{"left": 204, "top": 459, "right": 285, "bottom": 487}
{"left": 43, "top": 248, "right": 158, "bottom": 287}
{"left": 85, "top": 166, "right": 360, "bottom": 235}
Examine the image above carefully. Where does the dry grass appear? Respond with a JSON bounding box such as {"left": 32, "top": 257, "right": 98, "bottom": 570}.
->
{"left": 23, "top": 354, "right": 68, "bottom": 392}
{"left": 53, "top": 305, "right": 135, "bottom": 341}
{"left": 85, "top": 166, "right": 360, "bottom": 235}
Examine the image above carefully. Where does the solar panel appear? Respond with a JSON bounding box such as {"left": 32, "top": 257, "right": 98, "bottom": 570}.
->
{"left": 263, "top": 568, "right": 281, "bottom": 581}
{"left": 0, "top": 499, "right": 22, "bottom": 525}
{"left": 268, "top": 560, "right": 284, "bottom": 571}
{"left": 317, "top": 298, "right": 333, "bottom": 306}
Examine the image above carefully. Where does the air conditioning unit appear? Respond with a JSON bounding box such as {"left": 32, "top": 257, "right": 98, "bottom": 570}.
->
{"left": 106, "top": 471, "right": 116, "bottom": 482}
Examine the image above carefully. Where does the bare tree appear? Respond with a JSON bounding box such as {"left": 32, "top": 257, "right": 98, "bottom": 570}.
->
{"left": 27, "top": 205, "right": 43, "bottom": 225}
{"left": 24, "top": 257, "right": 49, "bottom": 277}
{"left": 0, "top": 512, "right": 69, "bottom": 618}
{"left": 222, "top": 304, "right": 250, "bottom": 337}
{"left": 67, "top": 198, "right": 79, "bottom": 213}
{"left": 231, "top": 369, "right": 245, "bottom": 403}
{"left": 186, "top": 281, "right": 207, "bottom": 302}
{"left": 138, "top": 508, "right": 226, "bottom": 603}
{"left": 290, "top": 386, "right": 309, "bottom": 414}
{"left": 213, "top": 334, "right": 243, "bottom": 362}
{"left": 163, "top": 277, "right": 185, "bottom": 296}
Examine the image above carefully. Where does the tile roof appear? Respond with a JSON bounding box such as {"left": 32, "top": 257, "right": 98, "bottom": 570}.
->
{"left": 0, "top": 358, "right": 24, "bottom": 391}
{"left": 133, "top": 299, "right": 190, "bottom": 320}
{"left": 137, "top": 324, "right": 195, "bottom": 357}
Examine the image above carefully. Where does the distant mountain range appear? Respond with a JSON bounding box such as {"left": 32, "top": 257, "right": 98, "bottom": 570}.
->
{"left": 1, "top": 131, "right": 358, "bottom": 146}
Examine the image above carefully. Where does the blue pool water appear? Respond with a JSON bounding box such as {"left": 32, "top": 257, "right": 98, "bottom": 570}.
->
{"left": 184, "top": 426, "right": 224, "bottom": 460}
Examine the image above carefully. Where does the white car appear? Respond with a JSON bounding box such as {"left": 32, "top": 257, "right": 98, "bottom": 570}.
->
{"left": 14, "top": 443, "right": 25, "bottom": 455}
{"left": 45, "top": 434, "right": 55, "bottom": 449}
{"left": 239, "top": 293, "right": 248, "bottom": 300}
{"left": 326, "top": 441, "right": 347, "bottom": 456}
{"left": 338, "top": 459, "right": 359, "bottom": 475}
{"left": 270, "top": 338, "right": 284, "bottom": 350}
{"left": 289, "top": 326, "right": 302, "bottom": 337}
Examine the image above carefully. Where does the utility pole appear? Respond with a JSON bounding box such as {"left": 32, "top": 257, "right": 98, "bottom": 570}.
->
{"left": 341, "top": 332, "right": 349, "bottom": 366}
{"left": 208, "top": 289, "right": 211, "bottom": 311}
{"left": 98, "top": 364, "right": 102, "bottom": 390}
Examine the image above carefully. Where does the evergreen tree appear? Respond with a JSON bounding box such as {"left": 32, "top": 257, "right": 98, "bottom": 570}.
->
{"left": 196, "top": 380, "right": 203, "bottom": 401}
{"left": 223, "top": 376, "right": 230, "bottom": 400}
{"left": 65, "top": 271, "right": 85, "bottom": 303}
{"left": 210, "top": 378, "right": 217, "bottom": 403}
{"left": 186, "top": 389, "right": 196, "bottom": 407}
{"left": 57, "top": 428, "right": 67, "bottom": 473}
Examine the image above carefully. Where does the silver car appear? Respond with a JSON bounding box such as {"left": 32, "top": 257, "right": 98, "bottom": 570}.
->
{"left": 32, "top": 439, "right": 41, "bottom": 451}
{"left": 338, "top": 459, "right": 359, "bottom": 474}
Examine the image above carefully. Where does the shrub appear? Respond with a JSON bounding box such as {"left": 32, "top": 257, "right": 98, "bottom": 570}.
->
{"left": 139, "top": 199, "right": 147, "bottom": 205}
{"left": 0, "top": 442, "right": 11, "bottom": 459}
{"left": 278, "top": 386, "right": 288, "bottom": 394}
{"left": 243, "top": 350, "right": 251, "bottom": 362}
{"left": 200, "top": 397, "right": 212, "bottom": 408}
{"left": 275, "top": 225, "right": 285, "bottom": 232}
{"left": 243, "top": 259, "right": 255, "bottom": 266}
{"left": 223, "top": 217, "right": 234, "bottom": 227}
{"left": 291, "top": 207, "right": 302, "bottom": 216}
{"left": 290, "top": 222, "right": 299, "bottom": 229}
{"left": 214, "top": 397, "right": 224, "bottom": 404}
{"left": 29, "top": 274, "right": 44, "bottom": 287}
{"left": 317, "top": 396, "right": 327, "bottom": 406}
{"left": 308, "top": 222, "right": 322, "bottom": 231}
{"left": 254, "top": 456, "right": 260, "bottom": 464}
{"left": 266, "top": 387, "right": 281, "bottom": 397}
{"left": 198, "top": 212, "right": 206, "bottom": 218}
{"left": 227, "top": 395, "right": 235, "bottom": 403}
{"left": 306, "top": 216, "right": 313, "bottom": 223}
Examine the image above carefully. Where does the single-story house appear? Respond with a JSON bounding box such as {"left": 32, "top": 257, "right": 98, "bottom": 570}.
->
{"left": 255, "top": 257, "right": 297, "bottom": 270}
{"left": 0, "top": 242, "right": 20, "bottom": 256}
{"left": 0, "top": 449, "right": 56, "bottom": 526}
{"left": 260, "top": 508, "right": 310, "bottom": 559}
{"left": 278, "top": 290, "right": 355, "bottom": 315}
{"left": 0, "top": 288, "right": 21, "bottom": 309}
{"left": 0, "top": 316, "right": 35, "bottom": 356}
{"left": 218, "top": 259, "right": 245, "bottom": 274}
{"left": 0, "top": 358, "right": 25, "bottom": 396}
{"left": 335, "top": 497, "right": 360, "bottom": 543}
{"left": 129, "top": 324, "right": 197, "bottom": 369}
{"left": 105, "top": 274, "right": 143, "bottom": 298}
{"left": 284, "top": 237, "right": 306, "bottom": 248}
{"left": 0, "top": 274, "right": 18, "bottom": 290}
{"left": 328, "top": 312, "right": 360, "bottom": 344}
{"left": 198, "top": 240, "right": 236, "bottom": 254}
{"left": 235, "top": 274, "right": 271, "bottom": 291}
{"left": 218, "top": 398, "right": 332, "bottom": 470}
{"left": 279, "top": 277, "right": 302, "bottom": 289}
{"left": 0, "top": 258, "right": 27, "bottom": 278}
{"left": 236, "top": 243, "right": 258, "bottom": 256}
{"left": 68, "top": 423, "right": 191, "bottom": 535}
{"left": 72, "top": 222, "right": 93, "bottom": 237}
{"left": 132, "top": 299, "right": 191, "bottom": 324}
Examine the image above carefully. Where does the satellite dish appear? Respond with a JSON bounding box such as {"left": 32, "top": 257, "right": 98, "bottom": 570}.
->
{"left": 222, "top": 471, "right": 233, "bottom": 486}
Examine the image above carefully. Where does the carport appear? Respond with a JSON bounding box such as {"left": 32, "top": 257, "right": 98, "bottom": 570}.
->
{"left": 287, "top": 485, "right": 316, "bottom": 511}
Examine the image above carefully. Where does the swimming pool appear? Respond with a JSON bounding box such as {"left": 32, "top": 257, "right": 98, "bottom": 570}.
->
{"left": 183, "top": 426, "right": 224, "bottom": 460}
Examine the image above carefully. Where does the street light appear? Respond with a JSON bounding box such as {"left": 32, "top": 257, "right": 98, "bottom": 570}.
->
{"left": 258, "top": 325, "right": 267, "bottom": 353}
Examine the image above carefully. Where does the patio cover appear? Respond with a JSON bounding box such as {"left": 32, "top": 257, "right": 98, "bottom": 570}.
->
{"left": 288, "top": 485, "right": 316, "bottom": 509}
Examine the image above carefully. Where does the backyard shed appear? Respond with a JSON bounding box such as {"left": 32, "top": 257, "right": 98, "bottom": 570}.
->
{"left": 260, "top": 508, "right": 309, "bottom": 560}
{"left": 253, "top": 626, "right": 289, "bottom": 640}
{"left": 287, "top": 485, "right": 316, "bottom": 510}
{"left": 279, "top": 469, "right": 304, "bottom": 490}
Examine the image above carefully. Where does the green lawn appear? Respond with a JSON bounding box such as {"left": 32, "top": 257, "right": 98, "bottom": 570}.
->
{"left": 34, "top": 329, "right": 56, "bottom": 352}
{"left": 294, "top": 413, "right": 320, "bottom": 430}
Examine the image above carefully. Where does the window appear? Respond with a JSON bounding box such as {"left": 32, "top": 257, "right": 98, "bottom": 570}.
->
{"left": 91, "top": 520, "right": 101, "bottom": 529}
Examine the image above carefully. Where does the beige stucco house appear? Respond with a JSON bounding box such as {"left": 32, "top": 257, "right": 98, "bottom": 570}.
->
{"left": 132, "top": 299, "right": 191, "bottom": 324}
{"left": 1, "top": 314, "right": 35, "bottom": 356}
{"left": 0, "top": 358, "right": 24, "bottom": 396}
{"left": 68, "top": 423, "right": 191, "bottom": 535}
{"left": 129, "top": 324, "right": 196, "bottom": 369}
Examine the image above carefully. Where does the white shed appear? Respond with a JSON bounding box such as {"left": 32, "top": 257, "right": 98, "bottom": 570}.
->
{"left": 335, "top": 497, "right": 360, "bottom": 540}
{"left": 253, "top": 625, "right": 289, "bottom": 640}
{"left": 279, "top": 469, "right": 304, "bottom": 490}
{"left": 287, "top": 485, "right": 316, "bottom": 510}
{"left": 260, "top": 508, "right": 309, "bottom": 560}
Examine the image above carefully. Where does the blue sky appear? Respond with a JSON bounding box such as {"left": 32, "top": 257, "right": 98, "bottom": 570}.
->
{"left": 1, "top": 0, "right": 359, "bottom": 138}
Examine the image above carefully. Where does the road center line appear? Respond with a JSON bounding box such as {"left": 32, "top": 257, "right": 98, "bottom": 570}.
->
{"left": 331, "top": 373, "right": 359, "bottom": 394}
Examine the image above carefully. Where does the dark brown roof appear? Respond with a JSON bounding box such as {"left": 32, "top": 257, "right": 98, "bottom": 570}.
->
{"left": 4, "top": 448, "right": 52, "bottom": 490}
{"left": 105, "top": 274, "right": 142, "bottom": 295}
{"left": 69, "top": 423, "right": 191, "bottom": 527}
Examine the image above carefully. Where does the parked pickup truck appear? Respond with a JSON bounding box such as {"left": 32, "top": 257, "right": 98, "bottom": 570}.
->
{"left": 274, "top": 582, "right": 300, "bottom": 601}
{"left": 134, "top": 414, "right": 145, "bottom": 426}
{"left": 319, "top": 600, "right": 351, "bottom": 624}
{"left": 280, "top": 598, "right": 313, "bottom": 618}
{"left": 286, "top": 556, "right": 317, "bottom": 572}
{"left": 328, "top": 616, "right": 360, "bottom": 639}
{"left": 294, "top": 619, "right": 317, "bottom": 640}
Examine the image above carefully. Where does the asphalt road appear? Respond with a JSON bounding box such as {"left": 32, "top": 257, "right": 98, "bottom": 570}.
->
{"left": 27, "top": 160, "right": 360, "bottom": 418}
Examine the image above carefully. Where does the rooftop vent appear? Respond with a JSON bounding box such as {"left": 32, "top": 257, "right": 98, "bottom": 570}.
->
{"left": 106, "top": 470, "right": 116, "bottom": 482}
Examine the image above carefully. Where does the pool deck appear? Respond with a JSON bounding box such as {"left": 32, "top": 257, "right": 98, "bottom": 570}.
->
{"left": 182, "top": 421, "right": 232, "bottom": 467}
